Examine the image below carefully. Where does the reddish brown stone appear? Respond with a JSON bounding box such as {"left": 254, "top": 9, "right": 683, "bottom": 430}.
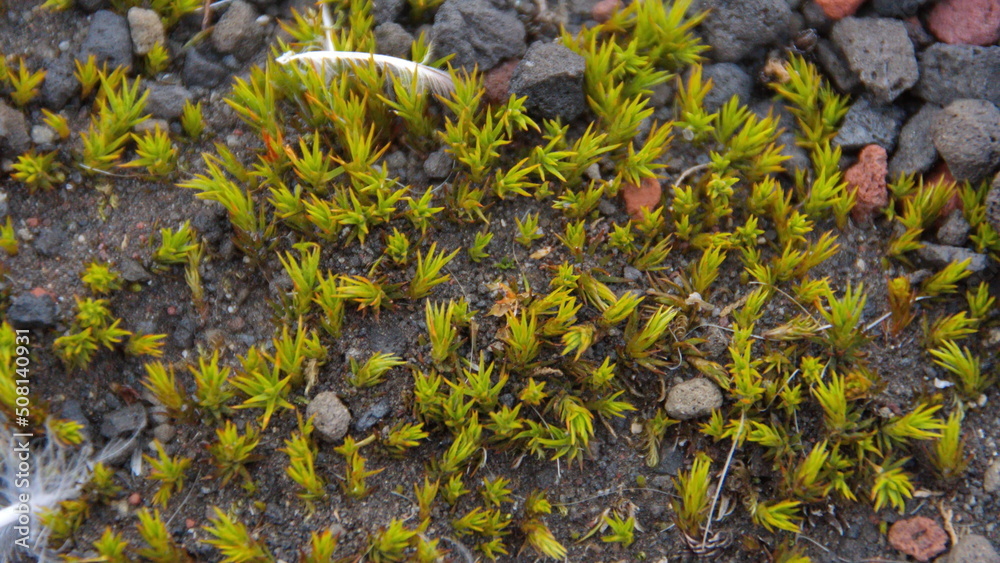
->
{"left": 29, "top": 287, "right": 51, "bottom": 298}
{"left": 483, "top": 60, "right": 519, "bottom": 105}
{"left": 25, "top": 217, "right": 40, "bottom": 228}
{"left": 888, "top": 517, "right": 949, "bottom": 562}
{"left": 846, "top": 145, "right": 889, "bottom": 222}
{"left": 622, "top": 176, "right": 662, "bottom": 219}
{"left": 928, "top": 0, "right": 1000, "bottom": 46}
{"left": 128, "top": 492, "right": 142, "bottom": 506}
{"left": 185, "top": 518, "right": 196, "bottom": 529}
{"left": 591, "top": 0, "right": 622, "bottom": 23}
{"left": 814, "top": 0, "right": 866, "bottom": 19}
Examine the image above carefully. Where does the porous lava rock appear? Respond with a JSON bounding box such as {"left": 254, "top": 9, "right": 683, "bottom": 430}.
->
{"left": 927, "top": 0, "right": 1000, "bottom": 46}
{"left": 846, "top": 145, "right": 889, "bottom": 222}
{"left": 622, "top": 177, "right": 662, "bottom": 219}
{"left": 887, "top": 517, "right": 948, "bottom": 562}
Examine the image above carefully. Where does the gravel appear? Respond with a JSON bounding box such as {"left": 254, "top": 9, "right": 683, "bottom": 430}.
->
{"left": 431, "top": 0, "right": 526, "bottom": 71}
{"left": 889, "top": 104, "right": 941, "bottom": 177}
{"left": 510, "top": 41, "right": 587, "bottom": 122}
{"left": 829, "top": 16, "right": 918, "bottom": 103}
{"left": 833, "top": 96, "right": 906, "bottom": 151}
{"left": 931, "top": 98, "right": 1000, "bottom": 183}
{"left": 916, "top": 44, "right": 1000, "bottom": 107}
{"left": 79, "top": 10, "right": 133, "bottom": 71}
{"left": 7, "top": 291, "right": 59, "bottom": 330}
{"left": 664, "top": 378, "right": 723, "bottom": 420}
{"left": 307, "top": 391, "right": 352, "bottom": 442}
{"left": 699, "top": 0, "right": 792, "bottom": 62}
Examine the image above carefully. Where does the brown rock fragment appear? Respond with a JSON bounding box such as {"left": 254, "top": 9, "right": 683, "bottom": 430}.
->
{"left": 815, "top": 0, "right": 867, "bottom": 19}
{"left": 888, "top": 517, "right": 948, "bottom": 562}
{"left": 591, "top": 0, "right": 622, "bottom": 23}
{"left": 846, "top": 144, "right": 889, "bottom": 222}
{"left": 621, "top": 176, "right": 662, "bottom": 219}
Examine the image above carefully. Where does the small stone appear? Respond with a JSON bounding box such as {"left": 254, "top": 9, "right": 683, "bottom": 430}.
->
{"left": 936, "top": 209, "right": 971, "bottom": 246}
{"left": 483, "top": 59, "right": 518, "bottom": 105}
{"left": 120, "top": 257, "right": 152, "bottom": 282}
{"left": 834, "top": 96, "right": 905, "bottom": 152}
{"left": 815, "top": 0, "right": 866, "bottom": 19}
{"left": 128, "top": 492, "right": 142, "bottom": 506}
{"left": 916, "top": 243, "right": 990, "bottom": 273}
{"left": 700, "top": 63, "right": 752, "bottom": 113}
{"left": 941, "top": 534, "right": 1000, "bottom": 563}
{"left": 700, "top": 0, "right": 792, "bottom": 62}
{"left": 984, "top": 458, "right": 1000, "bottom": 493}
{"left": 182, "top": 48, "right": 229, "bottom": 89}
{"left": 144, "top": 83, "right": 193, "bottom": 120}
{"left": 127, "top": 7, "right": 165, "bottom": 56}
{"left": 664, "top": 378, "right": 723, "bottom": 420}
{"left": 830, "top": 17, "right": 918, "bottom": 103}
{"left": 33, "top": 226, "right": 66, "bottom": 257}
{"left": 591, "top": 0, "right": 621, "bottom": 22}
{"left": 134, "top": 118, "right": 169, "bottom": 135}
{"left": 872, "top": 0, "right": 932, "bottom": 17}
{"left": 212, "top": 0, "right": 264, "bottom": 60}
{"left": 916, "top": 44, "right": 1000, "bottom": 107}
{"left": 306, "top": 391, "right": 351, "bottom": 442}
{"left": 510, "top": 41, "right": 587, "bottom": 122}
{"left": 932, "top": 99, "right": 1000, "bottom": 183}
{"left": 0, "top": 100, "right": 31, "bottom": 157}
{"left": 374, "top": 22, "right": 412, "bottom": 60}
{"left": 79, "top": 10, "right": 133, "bottom": 72}
{"left": 423, "top": 149, "right": 454, "bottom": 179}
{"left": 100, "top": 405, "right": 148, "bottom": 439}
{"left": 621, "top": 176, "right": 662, "bottom": 220}
{"left": 8, "top": 290, "right": 58, "bottom": 330}
{"left": 31, "top": 125, "right": 57, "bottom": 146}
{"left": 846, "top": 145, "right": 889, "bottom": 223}
{"left": 890, "top": 104, "right": 941, "bottom": 177}
{"left": 152, "top": 423, "right": 176, "bottom": 443}
{"left": 987, "top": 173, "right": 1000, "bottom": 235}
{"left": 928, "top": 0, "right": 1000, "bottom": 46}
{"left": 41, "top": 56, "right": 78, "bottom": 110}
{"left": 352, "top": 400, "right": 391, "bottom": 432}
{"left": 431, "top": 0, "right": 526, "bottom": 71}
{"left": 887, "top": 516, "right": 948, "bottom": 562}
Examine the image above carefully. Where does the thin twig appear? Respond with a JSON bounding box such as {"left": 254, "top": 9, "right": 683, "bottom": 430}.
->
{"left": 672, "top": 162, "right": 712, "bottom": 189}
{"left": 701, "top": 411, "right": 744, "bottom": 548}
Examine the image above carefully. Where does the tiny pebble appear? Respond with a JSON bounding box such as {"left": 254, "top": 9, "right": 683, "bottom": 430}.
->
{"left": 128, "top": 492, "right": 142, "bottom": 506}
{"left": 185, "top": 518, "right": 196, "bottom": 529}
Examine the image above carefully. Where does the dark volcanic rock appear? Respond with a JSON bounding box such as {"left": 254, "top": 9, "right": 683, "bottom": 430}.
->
{"left": 830, "top": 17, "right": 918, "bottom": 103}
{"left": 700, "top": 63, "right": 752, "bottom": 112}
{"left": 144, "top": 83, "right": 193, "bottom": 120}
{"left": 431, "top": 0, "right": 526, "bottom": 71}
{"left": 889, "top": 104, "right": 941, "bottom": 177}
{"left": 872, "top": 0, "right": 931, "bottom": 17}
{"left": 931, "top": 99, "right": 1000, "bottom": 183}
{"left": 510, "top": 42, "right": 587, "bottom": 122}
{"left": 700, "top": 0, "right": 792, "bottom": 62}
{"left": 41, "top": 56, "right": 79, "bottom": 110}
{"left": 183, "top": 48, "right": 230, "bottom": 89}
{"left": 833, "top": 97, "right": 905, "bottom": 152}
{"left": 212, "top": 0, "right": 265, "bottom": 61}
{"left": 8, "top": 291, "right": 59, "bottom": 330}
{"left": 0, "top": 101, "right": 30, "bottom": 158}
{"left": 79, "top": 10, "right": 133, "bottom": 72}
{"left": 916, "top": 44, "right": 1000, "bottom": 107}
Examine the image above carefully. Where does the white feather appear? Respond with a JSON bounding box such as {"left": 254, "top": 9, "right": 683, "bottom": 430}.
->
{"left": 0, "top": 419, "right": 143, "bottom": 562}
{"left": 275, "top": 50, "right": 457, "bottom": 97}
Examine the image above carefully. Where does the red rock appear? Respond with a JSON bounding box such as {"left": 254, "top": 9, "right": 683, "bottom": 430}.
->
{"left": 888, "top": 517, "right": 948, "bottom": 562}
{"left": 928, "top": 0, "right": 1000, "bottom": 46}
{"left": 128, "top": 492, "right": 142, "bottom": 506}
{"left": 846, "top": 144, "right": 889, "bottom": 222}
{"left": 185, "top": 518, "right": 196, "bottom": 529}
{"left": 814, "top": 0, "right": 866, "bottom": 20}
{"left": 29, "top": 287, "right": 51, "bottom": 298}
{"left": 592, "top": 0, "right": 622, "bottom": 23}
{"left": 622, "top": 176, "right": 662, "bottom": 219}
{"left": 483, "top": 60, "right": 519, "bottom": 105}
{"left": 25, "top": 217, "right": 40, "bottom": 228}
